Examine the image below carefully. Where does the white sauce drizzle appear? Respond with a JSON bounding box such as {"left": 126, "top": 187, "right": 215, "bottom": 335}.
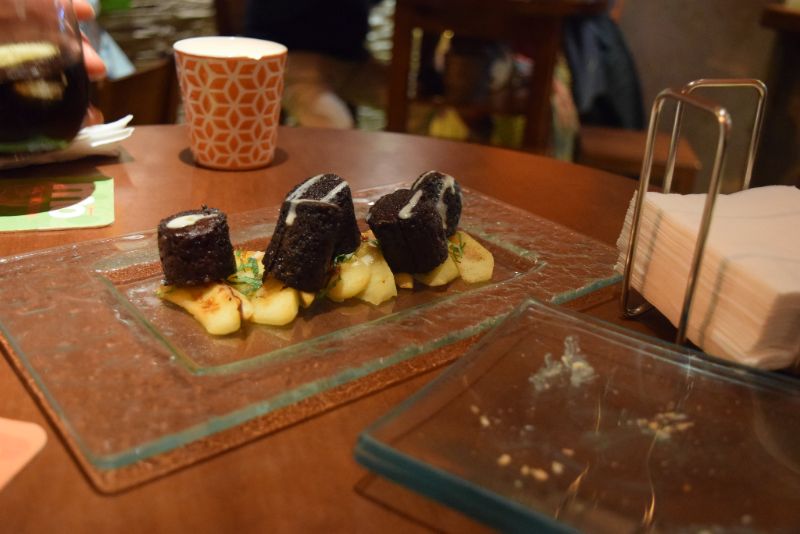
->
{"left": 411, "top": 170, "right": 436, "bottom": 189}
{"left": 285, "top": 174, "right": 324, "bottom": 225}
{"left": 434, "top": 174, "right": 455, "bottom": 229}
{"left": 166, "top": 213, "right": 213, "bottom": 229}
{"left": 287, "top": 174, "right": 324, "bottom": 201}
{"left": 285, "top": 176, "right": 348, "bottom": 226}
{"left": 321, "top": 180, "right": 347, "bottom": 202}
{"left": 285, "top": 201, "right": 299, "bottom": 226}
{"left": 399, "top": 189, "right": 424, "bottom": 219}
{"left": 412, "top": 171, "right": 457, "bottom": 229}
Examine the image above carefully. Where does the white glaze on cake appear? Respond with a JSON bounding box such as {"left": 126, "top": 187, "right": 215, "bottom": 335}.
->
{"left": 166, "top": 213, "right": 214, "bottom": 229}
{"left": 413, "top": 171, "right": 457, "bottom": 229}
{"left": 399, "top": 189, "right": 424, "bottom": 219}
{"left": 321, "top": 180, "right": 348, "bottom": 202}
{"left": 285, "top": 175, "right": 324, "bottom": 226}
{"left": 285, "top": 175, "right": 348, "bottom": 226}
{"left": 287, "top": 175, "right": 324, "bottom": 201}
{"left": 434, "top": 174, "right": 456, "bottom": 229}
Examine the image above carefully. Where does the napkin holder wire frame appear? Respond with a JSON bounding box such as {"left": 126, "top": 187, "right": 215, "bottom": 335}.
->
{"left": 620, "top": 78, "right": 767, "bottom": 345}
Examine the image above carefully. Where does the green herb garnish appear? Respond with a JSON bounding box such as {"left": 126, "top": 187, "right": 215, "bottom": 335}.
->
{"left": 227, "top": 249, "right": 264, "bottom": 295}
{"left": 449, "top": 234, "right": 465, "bottom": 263}
{"left": 244, "top": 255, "right": 261, "bottom": 278}
{"left": 333, "top": 252, "right": 354, "bottom": 266}
{"left": 316, "top": 274, "right": 341, "bottom": 302}
{"left": 227, "top": 274, "right": 262, "bottom": 295}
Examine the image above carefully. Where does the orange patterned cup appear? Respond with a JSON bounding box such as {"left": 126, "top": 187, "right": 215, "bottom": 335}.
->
{"left": 173, "top": 37, "right": 287, "bottom": 170}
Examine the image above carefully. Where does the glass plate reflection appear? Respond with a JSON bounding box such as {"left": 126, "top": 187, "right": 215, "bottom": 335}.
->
{"left": 0, "top": 184, "right": 620, "bottom": 492}
{"left": 356, "top": 299, "right": 800, "bottom": 533}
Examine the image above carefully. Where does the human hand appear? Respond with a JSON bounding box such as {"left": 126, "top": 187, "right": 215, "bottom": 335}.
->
{"left": 73, "top": 0, "right": 107, "bottom": 81}
{"left": 72, "top": 0, "right": 106, "bottom": 125}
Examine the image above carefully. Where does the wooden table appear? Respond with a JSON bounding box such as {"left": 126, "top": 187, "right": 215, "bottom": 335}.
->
{"left": 0, "top": 126, "right": 674, "bottom": 532}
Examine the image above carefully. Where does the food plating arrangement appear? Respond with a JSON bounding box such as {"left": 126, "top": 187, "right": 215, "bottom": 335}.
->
{"left": 156, "top": 171, "right": 494, "bottom": 335}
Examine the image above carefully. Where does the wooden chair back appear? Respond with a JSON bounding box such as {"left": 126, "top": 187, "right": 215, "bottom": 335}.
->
{"left": 91, "top": 55, "right": 180, "bottom": 125}
{"left": 214, "top": 0, "right": 247, "bottom": 35}
{"left": 387, "top": 0, "right": 607, "bottom": 153}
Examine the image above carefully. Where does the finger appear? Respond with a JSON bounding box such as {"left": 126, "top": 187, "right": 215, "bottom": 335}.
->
{"left": 72, "top": 0, "right": 96, "bottom": 21}
{"left": 83, "top": 105, "right": 104, "bottom": 127}
{"left": 82, "top": 34, "right": 107, "bottom": 80}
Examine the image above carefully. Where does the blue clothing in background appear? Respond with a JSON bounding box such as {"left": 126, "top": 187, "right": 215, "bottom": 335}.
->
{"left": 563, "top": 14, "right": 644, "bottom": 130}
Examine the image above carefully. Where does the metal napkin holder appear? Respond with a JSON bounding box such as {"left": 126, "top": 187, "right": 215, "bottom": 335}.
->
{"left": 620, "top": 78, "right": 767, "bottom": 345}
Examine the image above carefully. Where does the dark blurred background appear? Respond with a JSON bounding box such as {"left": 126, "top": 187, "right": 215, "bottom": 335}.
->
{"left": 92, "top": 0, "right": 799, "bottom": 190}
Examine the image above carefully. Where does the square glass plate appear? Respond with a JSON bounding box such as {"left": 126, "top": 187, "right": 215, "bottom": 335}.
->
{"left": 0, "top": 184, "right": 620, "bottom": 492}
{"left": 355, "top": 299, "right": 800, "bottom": 533}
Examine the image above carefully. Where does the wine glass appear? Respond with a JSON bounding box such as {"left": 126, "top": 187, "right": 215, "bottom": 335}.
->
{"left": 0, "top": 0, "right": 89, "bottom": 155}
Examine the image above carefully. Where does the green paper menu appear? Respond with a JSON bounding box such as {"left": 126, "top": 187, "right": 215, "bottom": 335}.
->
{"left": 0, "top": 175, "right": 114, "bottom": 232}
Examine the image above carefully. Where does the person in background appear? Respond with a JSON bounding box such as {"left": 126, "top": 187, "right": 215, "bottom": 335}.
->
{"left": 562, "top": 0, "right": 644, "bottom": 130}
{"left": 243, "top": 0, "right": 385, "bottom": 129}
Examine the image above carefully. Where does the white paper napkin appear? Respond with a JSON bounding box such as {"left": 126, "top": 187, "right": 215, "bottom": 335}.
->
{"left": 616, "top": 185, "right": 800, "bottom": 369}
{"left": 0, "top": 115, "right": 134, "bottom": 170}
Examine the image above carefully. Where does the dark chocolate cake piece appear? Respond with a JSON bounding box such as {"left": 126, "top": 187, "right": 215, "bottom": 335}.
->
{"left": 366, "top": 188, "right": 448, "bottom": 273}
{"left": 263, "top": 199, "right": 343, "bottom": 292}
{"left": 263, "top": 174, "right": 360, "bottom": 292}
{"left": 410, "top": 170, "right": 462, "bottom": 237}
{"left": 157, "top": 206, "right": 236, "bottom": 286}
{"left": 282, "top": 173, "right": 360, "bottom": 255}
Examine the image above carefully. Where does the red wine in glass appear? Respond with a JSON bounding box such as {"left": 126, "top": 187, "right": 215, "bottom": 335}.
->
{"left": 0, "top": 1, "right": 90, "bottom": 155}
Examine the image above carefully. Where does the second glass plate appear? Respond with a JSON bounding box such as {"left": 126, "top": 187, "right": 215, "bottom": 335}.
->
{"left": 356, "top": 299, "right": 800, "bottom": 533}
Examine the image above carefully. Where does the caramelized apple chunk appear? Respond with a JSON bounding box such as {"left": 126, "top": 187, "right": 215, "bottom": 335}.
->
{"left": 449, "top": 231, "right": 494, "bottom": 283}
{"left": 157, "top": 283, "right": 244, "bottom": 335}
